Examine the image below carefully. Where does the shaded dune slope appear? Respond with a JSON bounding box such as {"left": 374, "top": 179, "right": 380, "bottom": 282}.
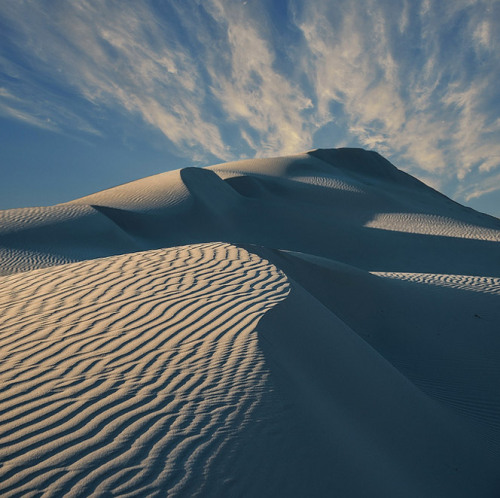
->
{"left": 1, "top": 148, "right": 500, "bottom": 496}
{"left": 257, "top": 275, "right": 499, "bottom": 497}
{"left": 249, "top": 246, "right": 500, "bottom": 447}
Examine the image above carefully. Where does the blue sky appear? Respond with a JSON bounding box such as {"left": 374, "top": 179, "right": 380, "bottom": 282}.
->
{"left": 1, "top": 0, "right": 499, "bottom": 217}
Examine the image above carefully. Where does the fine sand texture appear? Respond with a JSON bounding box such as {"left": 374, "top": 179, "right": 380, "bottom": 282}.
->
{"left": 1, "top": 148, "right": 499, "bottom": 496}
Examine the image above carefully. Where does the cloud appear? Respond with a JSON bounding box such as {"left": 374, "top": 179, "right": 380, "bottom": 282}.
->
{"left": 0, "top": 0, "right": 316, "bottom": 160}
{"left": 204, "top": 0, "right": 314, "bottom": 156}
{"left": 473, "top": 20, "right": 492, "bottom": 50}
{"left": 0, "top": 74, "right": 101, "bottom": 136}
{"left": 452, "top": 168, "right": 500, "bottom": 218}
{"left": 465, "top": 183, "right": 500, "bottom": 203}
{"left": 0, "top": 102, "right": 58, "bottom": 132}
{"left": 0, "top": 1, "right": 229, "bottom": 159}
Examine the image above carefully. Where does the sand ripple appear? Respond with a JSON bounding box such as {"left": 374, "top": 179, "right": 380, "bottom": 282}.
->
{"left": 372, "top": 271, "right": 500, "bottom": 295}
{"left": 365, "top": 213, "right": 500, "bottom": 241}
{"left": 0, "top": 242, "right": 289, "bottom": 497}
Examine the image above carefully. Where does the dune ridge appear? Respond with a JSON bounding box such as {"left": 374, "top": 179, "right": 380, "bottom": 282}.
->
{"left": 1, "top": 148, "right": 499, "bottom": 496}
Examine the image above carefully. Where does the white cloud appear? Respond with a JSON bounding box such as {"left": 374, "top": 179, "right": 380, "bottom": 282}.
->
{"left": 0, "top": 102, "right": 58, "bottom": 132}
{"left": 465, "top": 184, "right": 500, "bottom": 202}
{"left": 0, "top": 78, "right": 101, "bottom": 137}
{"left": 456, "top": 169, "right": 500, "bottom": 209}
{"left": 473, "top": 20, "right": 492, "bottom": 50}
{"left": 399, "top": 0, "right": 410, "bottom": 33}
{"left": 0, "top": 88, "right": 17, "bottom": 99}
{"left": 205, "top": 0, "right": 314, "bottom": 156}
{"left": 0, "top": 0, "right": 316, "bottom": 159}
{"left": 295, "top": 1, "right": 411, "bottom": 158}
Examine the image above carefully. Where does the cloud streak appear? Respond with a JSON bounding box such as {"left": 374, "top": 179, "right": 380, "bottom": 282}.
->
{"left": 205, "top": 0, "right": 314, "bottom": 156}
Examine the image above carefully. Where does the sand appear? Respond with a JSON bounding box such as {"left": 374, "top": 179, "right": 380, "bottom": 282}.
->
{"left": 1, "top": 148, "right": 499, "bottom": 496}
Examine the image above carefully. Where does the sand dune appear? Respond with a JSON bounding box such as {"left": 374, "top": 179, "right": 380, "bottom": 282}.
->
{"left": 0, "top": 243, "right": 291, "bottom": 496}
{"left": 1, "top": 148, "right": 499, "bottom": 496}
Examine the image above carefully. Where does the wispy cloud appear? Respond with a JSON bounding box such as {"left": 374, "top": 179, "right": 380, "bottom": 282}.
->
{"left": 465, "top": 183, "right": 500, "bottom": 203}
{"left": 0, "top": 102, "right": 57, "bottom": 132}
{"left": 294, "top": 0, "right": 456, "bottom": 174}
{"left": 0, "top": 73, "right": 101, "bottom": 136}
{"left": 205, "top": 0, "right": 314, "bottom": 156}
{"left": 0, "top": 1, "right": 229, "bottom": 159}
{"left": 449, "top": 167, "right": 500, "bottom": 217}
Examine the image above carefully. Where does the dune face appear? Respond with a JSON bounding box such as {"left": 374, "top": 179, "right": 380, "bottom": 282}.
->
{"left": 1, "top": 148, "right": 499, "bottom": 496}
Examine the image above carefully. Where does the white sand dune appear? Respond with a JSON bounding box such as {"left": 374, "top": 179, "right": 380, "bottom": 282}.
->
{"left": 1, "top": 148, "right": 499, "bottom": 496}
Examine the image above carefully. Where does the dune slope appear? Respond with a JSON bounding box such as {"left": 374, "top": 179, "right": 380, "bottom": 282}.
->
{"left": 0, "top": 243, "right": 293, "bottom": 496}
{"left": 1, "top": 148, "right": 499, "bottom": 496}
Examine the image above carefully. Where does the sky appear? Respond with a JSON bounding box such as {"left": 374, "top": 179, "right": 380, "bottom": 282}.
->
{"left": 1, "top": 0, "right": 500, "bottom": 218}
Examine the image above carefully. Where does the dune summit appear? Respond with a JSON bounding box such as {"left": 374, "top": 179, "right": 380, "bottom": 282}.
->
{"left": 1, "top": 148, "right": 499, "bottom": 497}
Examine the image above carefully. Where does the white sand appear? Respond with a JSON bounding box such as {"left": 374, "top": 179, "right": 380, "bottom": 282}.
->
{"left": 0, "top": 148, "right": 499, "bottom": 496}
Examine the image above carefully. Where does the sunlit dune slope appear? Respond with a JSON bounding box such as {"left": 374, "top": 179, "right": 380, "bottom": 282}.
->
{"left": 1, "top": 148, "right": 499, "bottom": 497}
